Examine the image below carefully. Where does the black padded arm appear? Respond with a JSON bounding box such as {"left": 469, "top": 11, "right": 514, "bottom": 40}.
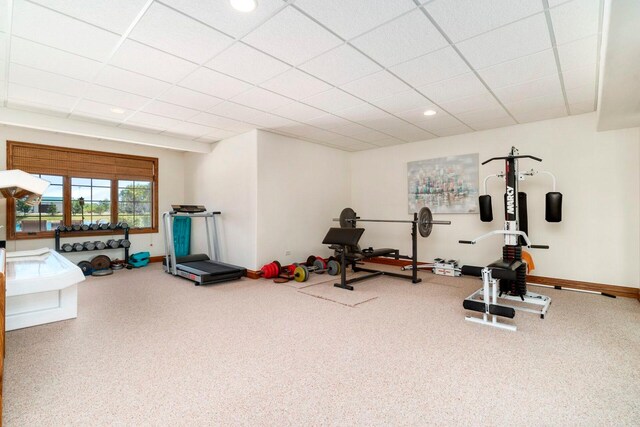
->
{"left": 322, "top": 227, "right": 365, "bottom": 246}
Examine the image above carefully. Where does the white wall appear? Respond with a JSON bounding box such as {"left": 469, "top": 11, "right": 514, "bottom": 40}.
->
{"left": 183, "top": 131, "right": 258, "bottom": 270}
{"left": 256, "top": 131, "right": 350, "bottom": 267}
{"left": 350, "top": 113, "right": 640, "bottom": 288}
{"left": 0, "top": 124, "right": 187, "bottom": 259}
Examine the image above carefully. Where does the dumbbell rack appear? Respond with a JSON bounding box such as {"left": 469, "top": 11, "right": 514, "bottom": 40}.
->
{"left": 54, "top": 227, "right": 130, "bottom": 263}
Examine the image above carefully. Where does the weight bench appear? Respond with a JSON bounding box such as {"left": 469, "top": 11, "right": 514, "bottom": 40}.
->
{"left": 322, "top": 227, "right": 420, "bottom": 291}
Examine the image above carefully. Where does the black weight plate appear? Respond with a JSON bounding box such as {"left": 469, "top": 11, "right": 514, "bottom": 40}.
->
{"left": 339, "top": 207, "right": 357, "bottom": 228}
{"left": 91, "top": 255, "right": 111, "bottom": 271}
{"left": 306, "top": 255, "right": 316, "bottom": 266}
{"left": 418, "top": 207, "right": 433, "bottom": 238}
{"left": 111, "top": 263, "right": 124, "bottom": 270}
{"left": 77, "top": 261, "right": 93, "bottom": 276}
{"left": 92, "top": 269, "right": 113, "bottom": 276}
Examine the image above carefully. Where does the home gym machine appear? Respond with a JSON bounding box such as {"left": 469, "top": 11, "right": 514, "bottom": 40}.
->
{"left": 163, "top": 205, "right": 246, "bottom": 285}
{"left": 322, "top": 206, "right": 451, "bottom": 290}
{"left": 459, "top": 147, "right": 562, "bottom": 331}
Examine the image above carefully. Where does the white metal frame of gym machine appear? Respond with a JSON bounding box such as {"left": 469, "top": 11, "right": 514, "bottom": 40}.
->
{"left": 459, "top": 147, "right": 562, "bottom": 331}
{"left": 162, "top": 208, "right": 221, "bottom": 277}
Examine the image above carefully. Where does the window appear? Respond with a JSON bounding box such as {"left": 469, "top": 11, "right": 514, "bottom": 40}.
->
{"left": 71, "top": 178, "right": 112, "bottom": 225}
{"left": 7, "top": 141, "right": 158, "bottom": 239}
{"left": 15, "top": 174, "right": 63, "bottom": 233}
{"left": 118, "top": 180, "right": 152, "bottom": 228}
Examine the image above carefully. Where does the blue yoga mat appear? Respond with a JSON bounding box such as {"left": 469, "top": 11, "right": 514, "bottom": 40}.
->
{"left": 173, "top": 216, "right": 191, "bottom": 257}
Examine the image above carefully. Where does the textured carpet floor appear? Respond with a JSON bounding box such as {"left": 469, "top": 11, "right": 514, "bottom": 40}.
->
{"left": 4, "top": 264, "right": 640, "bottom": 426}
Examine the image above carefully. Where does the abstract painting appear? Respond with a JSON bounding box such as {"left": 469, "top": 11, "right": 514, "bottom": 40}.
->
{"left": 407, "top": 153, "right": 479, "bottom": 214}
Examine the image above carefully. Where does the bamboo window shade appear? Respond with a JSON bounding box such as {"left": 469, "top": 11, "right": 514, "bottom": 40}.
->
{"left": 8, "top": 142, "right": 156, "bottom": 180}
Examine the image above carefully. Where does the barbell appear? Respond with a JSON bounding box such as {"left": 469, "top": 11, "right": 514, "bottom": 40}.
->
{"left": 334, "top": 206, "right": 451, "bottom": 238}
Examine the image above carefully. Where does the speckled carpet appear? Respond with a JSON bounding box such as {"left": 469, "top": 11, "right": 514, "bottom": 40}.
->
{"left": 4, "top": 264, "right": 640, "bottom": 425}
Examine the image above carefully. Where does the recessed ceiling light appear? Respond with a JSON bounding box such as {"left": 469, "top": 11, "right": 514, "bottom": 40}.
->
{"left": 230, "top": 0, "right": 258, "bottom": 12}
{"left": 110, "top": 108, "right": 125, "bottom": 114}
{"left": 423, "top": 109, "right": 437, "bottom": 116}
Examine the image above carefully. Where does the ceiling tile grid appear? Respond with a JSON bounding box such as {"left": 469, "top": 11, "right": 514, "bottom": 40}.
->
{"left": 0, "top": 0, "right": 605, "bottom": 150}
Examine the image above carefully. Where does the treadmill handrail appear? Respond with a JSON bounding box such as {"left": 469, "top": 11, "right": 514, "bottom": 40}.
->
{"left": 168, "top": 211, "right": 221, "bottom": 217}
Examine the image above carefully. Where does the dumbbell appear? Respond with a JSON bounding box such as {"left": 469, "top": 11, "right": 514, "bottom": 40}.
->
{"left": 89, "top": 223, "right": 100, "bottom": 231}
{"left": 306, "top": 255, "right": 341, "bottom": 276}
{"left": 106, "top": 239, "right": 120, "bottom": 249}
{"left": 108, "top": 223, "right": 117, "bottom": 230}
{"left": 73, "top": 243, "right": 85, "bottom": 251}
{"left": 94, "top": 241, "right": 106, "bottom": 250}
{"left": 61, "top": 243, "right": 73, "bottom": 252}
{"left": 83, "top": 241, "right": 96, "bottom": 251}
{"left": 72, "top": 224, "right": 82, "bottom": 231}
{"left": 117, "top": 222, "right": 129, "bottom": 229}
{"left": 80, "top": 224, "right": 90, "bottom": 231}
{"left": 117, "top": 239, "right": 131, "bottom": 248}
{"left": 294, "top": 257, "right": 341, "bottom": 282}
{"left": 99, "top": 223, "right": 109, "bottom": 230}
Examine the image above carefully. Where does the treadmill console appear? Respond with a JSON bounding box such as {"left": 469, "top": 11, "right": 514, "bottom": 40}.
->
{"left": 171, "top": 204, "right": 207, "bottom": 213}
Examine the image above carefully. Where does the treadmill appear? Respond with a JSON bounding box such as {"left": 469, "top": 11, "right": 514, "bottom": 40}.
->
{"left": 162, "top": 205, "right": 246, "bottom": 285}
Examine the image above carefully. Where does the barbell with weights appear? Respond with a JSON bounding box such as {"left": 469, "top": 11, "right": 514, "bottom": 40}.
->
{"left": 334, "top": 206, "right": 451, "bottom": 238}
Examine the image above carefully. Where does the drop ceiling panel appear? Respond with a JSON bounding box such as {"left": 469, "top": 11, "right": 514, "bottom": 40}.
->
{"left": 330, "top": 122, "right": 373, "bottom": 137}
{"left": 95, "top": 66, "right": 171, "bottom": 98}
{"left": 302, "top": 89, "right": 363, "bottom": 113}
{"left": 74, "top": 98, "right": 133, "bottom": 121}
{"left": 505, "top": 92, "right": 566, "bottom": 116}
{"left": 568, "top": 100, "right": 594, "bottom": 115}
{"left": 470, "top": 115, "right": 517, "bottom": 130}
{"left": 377, "top": 125, "right": 434, "bottom": 142}
{"left": 188, "top": 112, "right": 254, "bottom": 132}
{"left": 0, "top": 1, "right": 7, "bottom": 33}
{"left": 340, "top": 71, "right": 410, "bottom": 102}
{"left": 294, "top": 0, "right": 415, "bottom": 40}
{"left": 129, "top": 3, "right": 233, "bottom": 64}
{"left": 12, "top": 0, "right": 120, "bottom": 62}
{"left": 557, "top": 35, "right": 598, "bottom": 72}
{"left": 418, "top": 72, "right": 488, "bottom": 104}
{"left": 370, "top": 137, "right": 407, "bottom": 147}
{"left": 370, "top": 90, "right": 431, "bottom": 114}
{"left": 9, "top": 64, "right": 88, "bottom": 98}
{"left": 8, "top": 82, "right": 77, "bottom": 112}
{"left": 157, "top": 86, "right": 224, "bottom": 111}
{"left": 511, "top": 105, "right": 567, "bottom": 123}
{"left": 242, "top": 7, "right": 342, "bottom": 65}
{"left": 261, "top": 69, "right": 332, "bottom": 100}
{"left": 126, "top": 111, "right": 181, "bottom": 131}
{"left": 493, "top": 74, "right": 562, "bottom": 105}
{"left": 433, "top": 125, "right": 473, "bottom": 137}
{"left": 440, "top": 92, "right": 501, "bottom": 115}
{"left": 141, "top": 100, "right": 199, "bottom": 121}
{"left": 29, "top": 0, "right": 149, "bottom": 34}
{"left": 349, "top": 128, "right": 390, "bottom": 143}
{"left": 562, "top": 64, "right": 597, "bottom": 90}
{"left": 478, "top": 49, "right": 557, "bottom": 89}
{"left": 206, "top": 43, "right": 290, "bottom": 85}
{"left": 271, "top": 102, "right": 327, "bottom": 122}
{"left": 351, "top": 9, "right": 448, "bottom": 67}
{"left": 550, "top": 0, "right": 600, "bottom": 45}
{"left": 566, "top": 84, "right": 595, "bottom": 106}
{"left": 208, "top": 101, "right": 271, "bottom": 125}
{"left": 179, "top": 67, "right": 253, "bottom": 99}
{"left": 455, "top": 104, "right": 511, "bottom": 124}
{"left": 162, "top": 0, "right": 285, "bottom": 38}
{"left": 163, "top": 122, "right": 216, "bottom": 139}
{"left": 10, "top": 37, "right": 102, "bottom": 82}
{"left": 304, "top": 114, "right": 353, "bottom": 130}
{"left": 200, "top": 127, "right": 239, "bottom": 140}
{"left": 299, "top": 45, "right": 381, "bottom": 86}
{"left": 110, "top": 40, "right": 198, "bottom": 83}
{"left": 405, "top": 111, "right": 464, "bottom": 131}
{"left": 230, "top": 87, "right": 293, "bottom": 111}
{"left": 83, "top": 85, "right": 150, "bottom": 111}
{"left": 425, "top": 0, "right": 543, "bottom": 43}
{"left": 336, "top": 103, "right": 394, "bottom": 124}
{"left": 457, "top": 13, "right": 551, "bottom": 70}
{"left": 389, "top": 47, "right": 470, "bottom": 87}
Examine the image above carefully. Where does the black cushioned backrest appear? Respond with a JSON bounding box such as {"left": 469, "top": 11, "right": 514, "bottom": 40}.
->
{"left": 322, "top": 227, "right": 365, "bottom": 246}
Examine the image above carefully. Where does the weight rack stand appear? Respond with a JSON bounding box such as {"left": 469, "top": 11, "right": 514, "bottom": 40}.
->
{"left": 55, "top": 227, "right": 130, "bottom": 263}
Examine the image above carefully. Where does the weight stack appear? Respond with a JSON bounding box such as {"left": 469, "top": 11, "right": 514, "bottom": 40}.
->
{"left": 498, "top": 245, "right": 527, "bottom": 297}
